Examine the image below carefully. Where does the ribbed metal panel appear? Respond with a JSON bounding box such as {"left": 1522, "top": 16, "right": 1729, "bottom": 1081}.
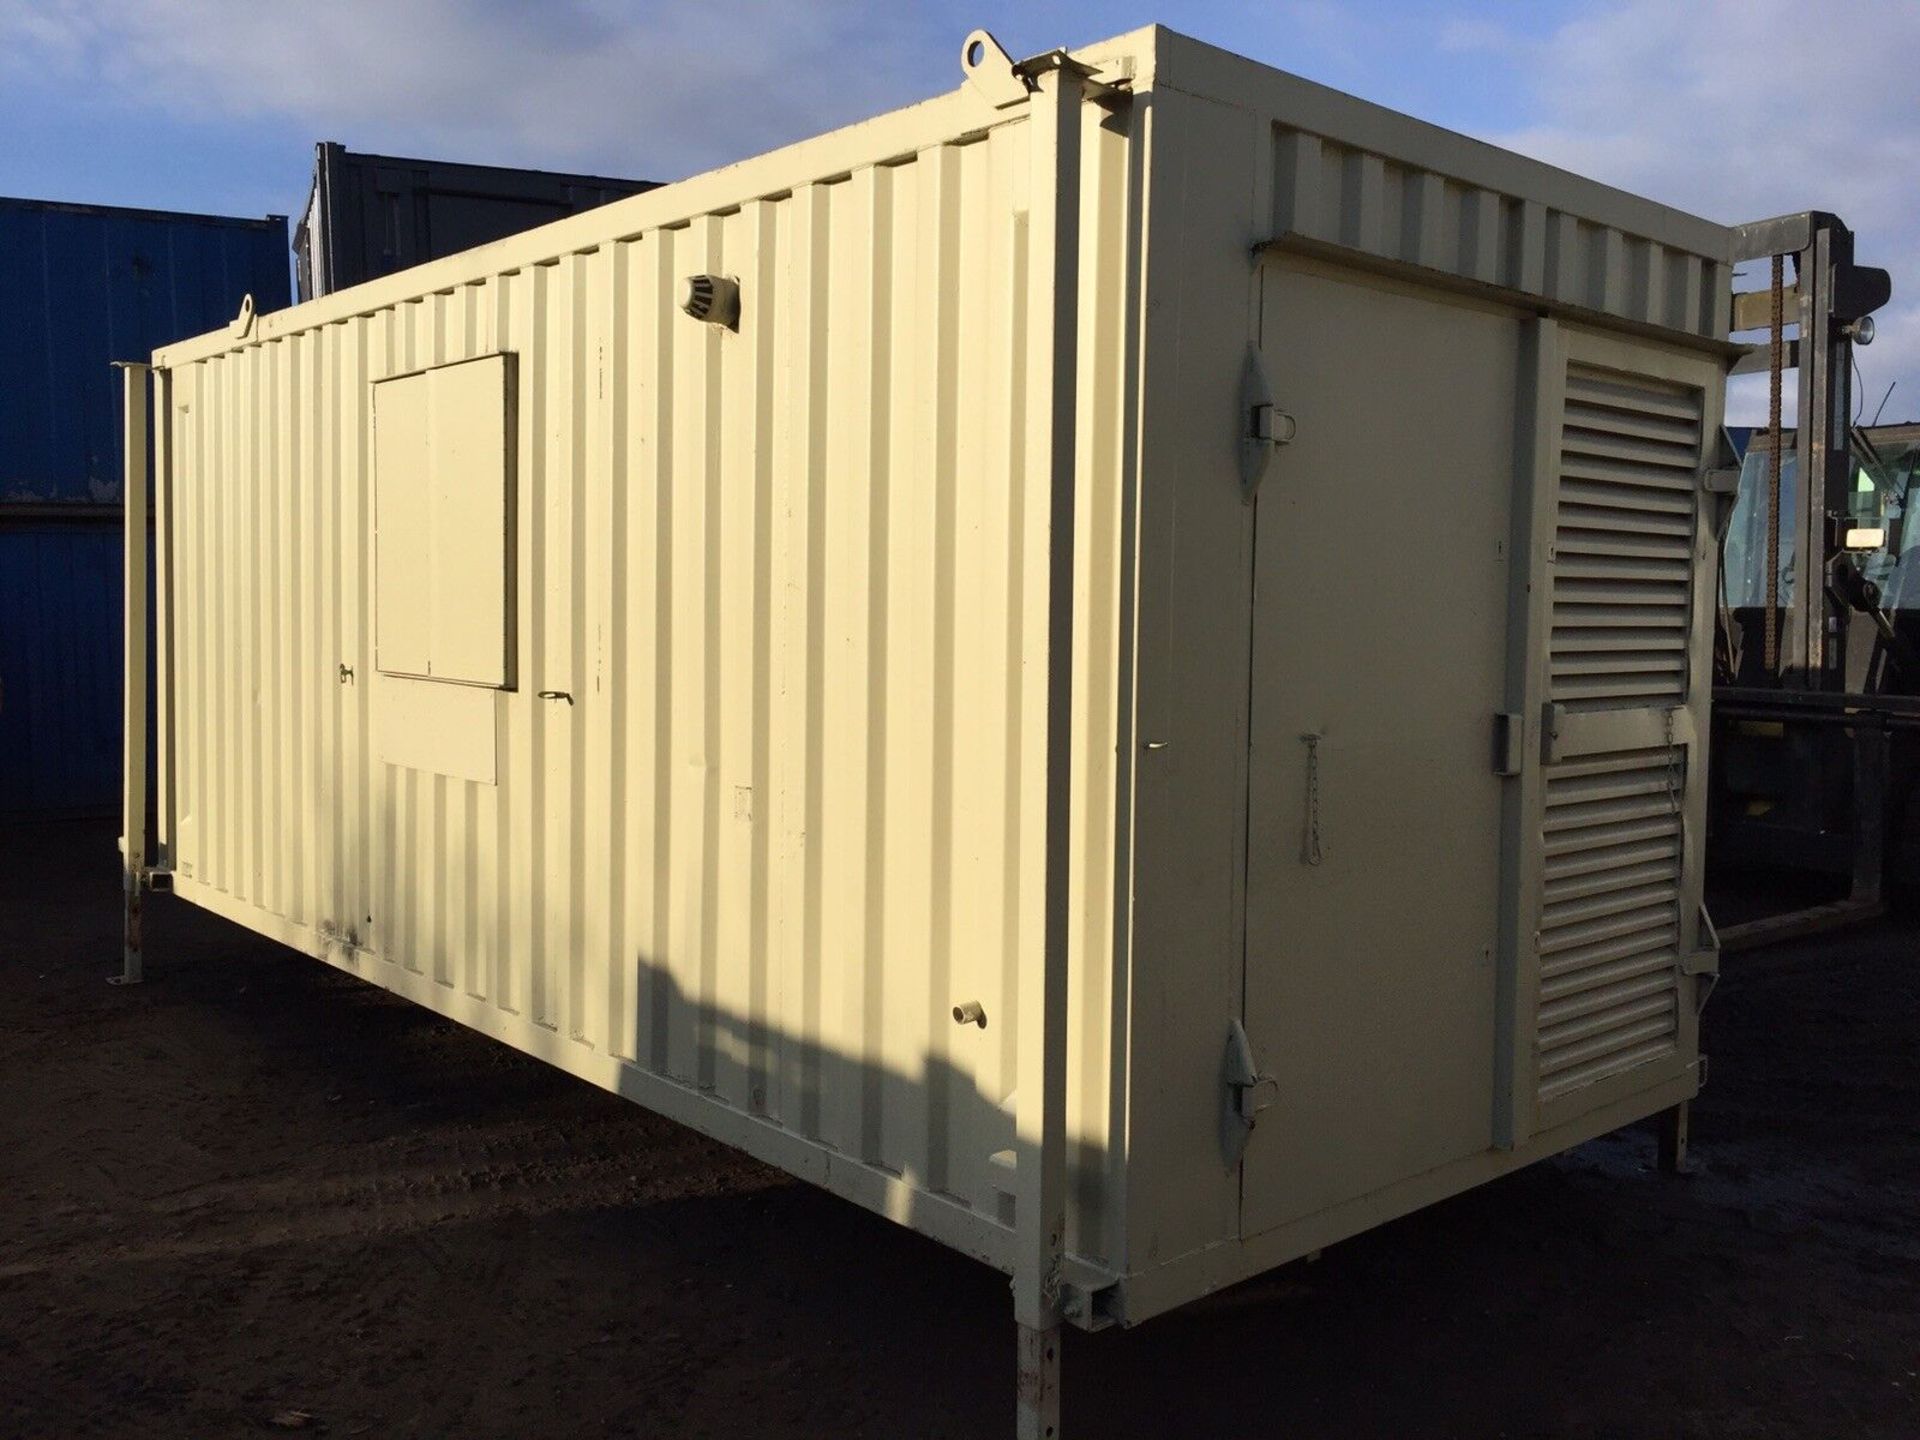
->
{"left": 0, "top": 197, "right": 288, "bottom": 504}
{"left": 1269, "top": 127, "right": 1726, "bottom": 340}
{"left": 0, "top": 522, "right": 127, "bottom": 813}
{"left": 1550, "top": 363, "right": 1703, "bottom": 709}
{"left": 296, "top": 142, "right": 657, "bottom": 301}
{"left": 161, "top": 104, "right": 1133, "bottom": 1271}
{"left": 0, "top": 198, "right": 287, "bottom": 812}
{"left": 1536, "top": 747, "right": 1683, "bottom": 1101}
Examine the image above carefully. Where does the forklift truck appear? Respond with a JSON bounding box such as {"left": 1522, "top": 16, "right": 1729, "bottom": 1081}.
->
{"left": 1710, "top": 212, "right": 1901, "bottom": 944}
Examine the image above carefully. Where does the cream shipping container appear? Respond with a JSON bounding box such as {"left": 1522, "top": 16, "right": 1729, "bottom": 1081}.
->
{"left": 121, "top": 26, "right": 1740, "bottom": 1437}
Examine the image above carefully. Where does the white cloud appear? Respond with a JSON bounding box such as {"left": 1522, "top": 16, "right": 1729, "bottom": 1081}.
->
{"left": 5, "top": 0, "right": 1913, "bottom": 426}
{"left": 0, "top": 0, "right": 953, "bottom": 179}
{"left": 1467, "top": 0, "right": 1920, "bottom": 426}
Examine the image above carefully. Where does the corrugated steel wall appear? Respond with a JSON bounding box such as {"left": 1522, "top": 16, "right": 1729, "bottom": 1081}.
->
{"left": 1267, "top": 126, "right": 1730, "bottom": 340}
{"left": 299, "top": 142, "right": 657, "bottom": 300}
{"left": 162, "top": 101, "right": 1136, "bottom": 1269}
{"left": 0, "top": 198, "right": 289, "bottom": 504}
{"left": 0, "top": 524, "right": 126, "bottom": 813}
{"left": 0, "top": 198, "right": 289, "bottom": 815}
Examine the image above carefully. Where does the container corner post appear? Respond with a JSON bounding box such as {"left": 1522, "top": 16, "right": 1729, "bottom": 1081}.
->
{"left": 114, "top": 359, "right": 153, "bottom": 987}
{"left": 1011, "top": 49, "right": 1087, "bottom": 1440}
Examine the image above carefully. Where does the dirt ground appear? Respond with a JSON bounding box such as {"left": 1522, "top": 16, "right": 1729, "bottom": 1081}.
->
{"left": 3, "top": 819, "right": 1916, "bottom": 1439}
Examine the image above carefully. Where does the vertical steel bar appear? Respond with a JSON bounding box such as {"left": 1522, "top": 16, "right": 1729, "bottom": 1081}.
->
{"left": 1797, "top": 227, "right": 1830, "bottom": 687}
{"left": 1763, "top": 254, "right": 1783, "bottom": 675}
{"left": 1656, "top": 1100, "right": 1691, "bottom": 1174}
{"left": 117, "top": 361, "right": 152, "bottom": 986}
{"left": 153, "top": 367, "right": 174, "bottom": 874}
{"left": 1850, "top": 724, "right": 1889, "bottom": 906}
{"left": 1015, "top": 55, "right": 1085, "bottom": 1440}
{"left": 1015, "top": 1320, "right": 1063, "bottom": 1439}
{"left": 1492, "top": 316, "right": 1562, "bottom": 1152}
{"left": 1812, "top": 224, "right": 1855, "bottom": 692}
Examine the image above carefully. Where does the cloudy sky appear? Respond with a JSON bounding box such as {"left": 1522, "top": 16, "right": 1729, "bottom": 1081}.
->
{"left": 1, "top": 0, "right": 1912, "bottom": 424}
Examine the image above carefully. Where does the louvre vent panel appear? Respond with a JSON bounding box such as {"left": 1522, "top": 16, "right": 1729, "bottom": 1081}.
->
{"left": 1561, "top": 370, "right": 1703, "bottom": 421}
{"left": 1559, "top": 431, "right": 1695, "bottom": 474}
{"left": 1540, "top": 946, "right": 1678, "bottom": 1002}
{"left": 1541, "top": 878, "right": 1681, "bottom": 934}
{"left": 1535, "top": 748, "right": 1685, "bottom": 1102}
{"left": 1550, "top": 364, "right": 1703, "bottom": 711}
{"left": 1555, "top": 500, "right": 1693, "bottom": 538}
{"left": 1540, "top": 988, "right": 1676, "bottom": 1050}
{"left": 1539, "top": 1020, "right": 1678, "bottom": 1090}
{"left": 1556, "top": 532, "right": 1693, "bottom": 562}
{"left": 1559, "top": 463, "right": 1697, "bottom": 500}
{"left": 1539, "top": 914, "right": 1680, "bottom": 974}
{"left": 1543, "top": 846, "right": 1680, "bottom": 898}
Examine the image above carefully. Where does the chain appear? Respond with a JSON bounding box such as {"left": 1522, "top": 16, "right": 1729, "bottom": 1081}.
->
{"left": 1663, "top": 707, "right": 1688, "bottom": 953}
{"left": 1300, "top": 732, "right": 1325, "bottom": 866}
{"left": 1663, "top": 708, "right": 1683, "bottom": 817}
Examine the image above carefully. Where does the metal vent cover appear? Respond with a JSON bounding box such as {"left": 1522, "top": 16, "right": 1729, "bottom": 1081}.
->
{"left": 1536, "top": 746, "right": 1685, "bottom": 1101}
{"left": 679, "top": 272, "right": 740, "bottom": 328}
{"left": 1549, "top": 363, "right": 1702, "bottom": 711}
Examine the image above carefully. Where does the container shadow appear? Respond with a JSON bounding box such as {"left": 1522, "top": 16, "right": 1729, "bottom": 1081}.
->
{"left": 6, "top": 819, "right": 1918, "bottom": 1438}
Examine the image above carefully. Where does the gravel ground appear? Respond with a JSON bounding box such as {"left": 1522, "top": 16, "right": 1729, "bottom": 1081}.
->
{"left": 3, "top": 818, "right": 1916, "bottom": 1438}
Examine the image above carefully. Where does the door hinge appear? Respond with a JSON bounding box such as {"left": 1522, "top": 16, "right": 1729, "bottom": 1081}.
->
{"left": 1223, "top": 1018, "right": 1279, "bottom": 1165}
{"left": 1239, "top": 344, "right": 1294, "bottom": 501}
{"left": 1681, "top": 947, "right": 1720, "bottom": 978}
{"left": 1685, "top": 904, "right": 1721, "bottom": 1014}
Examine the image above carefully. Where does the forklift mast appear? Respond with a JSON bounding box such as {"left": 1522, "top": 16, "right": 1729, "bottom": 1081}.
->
{"left": 1722, "top": 212, "right": 1892, "bottom": 688}
{"left": 1711, "top": 212, "right": 1900, "bottom": 944}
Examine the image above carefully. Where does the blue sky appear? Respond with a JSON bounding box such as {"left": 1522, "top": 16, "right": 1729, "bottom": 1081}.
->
{"left": 2, "top": 0, "right": 1914, "bottom": 423}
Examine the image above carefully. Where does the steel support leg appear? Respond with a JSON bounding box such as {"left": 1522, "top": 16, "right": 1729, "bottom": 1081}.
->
{"left": 1850, "top": 724, "right": 1889, "bottom": 907}
{"left": 1016, "top": 1322, "right": 1061, "bottom": 1440}
{"left": 1657, "top": 1100, "right": 1691, "bottom": 1175}
{"left": 114, "top": 869, "right": 144, "bottom": 986}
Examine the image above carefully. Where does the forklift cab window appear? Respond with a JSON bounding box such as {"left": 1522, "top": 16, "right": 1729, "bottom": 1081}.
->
{"left": 1722, "top": 444, "right": 1800, "bottom": 609}
{"left": 1722, "top": 439, "right": 1920, "bottom": 611}
{"left": 1871, "top": 440, "right": 1920, "bottom": 608}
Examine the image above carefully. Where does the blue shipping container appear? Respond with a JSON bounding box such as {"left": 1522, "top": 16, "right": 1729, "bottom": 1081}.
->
{"left": 0, "top": 196, "right": 290, "bottom": 504}
{"left": 2, "top": 195, "right": 290, "bottom": 814}
{"left": 0, "top": 522, "right": 131, "bottom": 814}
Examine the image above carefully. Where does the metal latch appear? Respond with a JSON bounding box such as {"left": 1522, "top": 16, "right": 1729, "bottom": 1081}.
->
{"left": 1251, "top": 403, "right": 1296, "bottom": 447}
{"left": 1223, "top": 1019, "right": 1279, "bottom": 1165}
{"left": 1492, "top": 711, "right": 1524, "bottom": 777}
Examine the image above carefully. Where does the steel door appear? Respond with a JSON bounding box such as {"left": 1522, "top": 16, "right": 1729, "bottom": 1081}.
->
{"left": 1499, "top": 321, "right": 1723, "bottom": 1145}
{"left": 1241, "top": 262, "right": 1518, "bottom": 1237}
